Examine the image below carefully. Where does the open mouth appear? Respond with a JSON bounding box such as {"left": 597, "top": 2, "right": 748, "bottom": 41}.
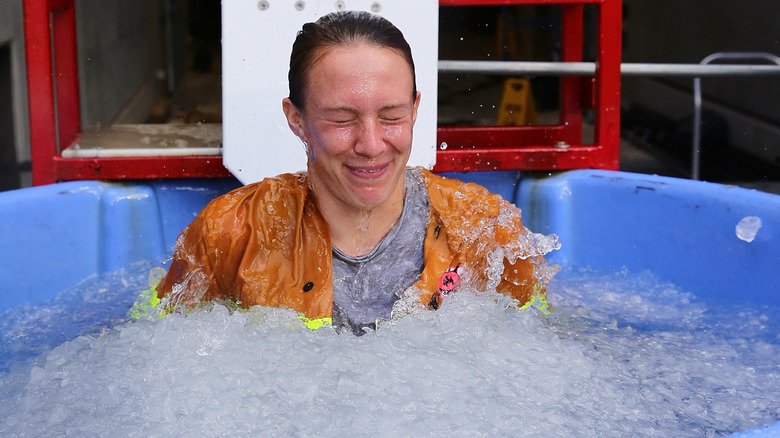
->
{"left": 346, "top": 163, "right": 389, "bottom": 177}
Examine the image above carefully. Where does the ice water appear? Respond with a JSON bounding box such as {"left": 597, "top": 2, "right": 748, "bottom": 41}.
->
{"left": 1, "top": 266, "right": 778, "bottom": 437}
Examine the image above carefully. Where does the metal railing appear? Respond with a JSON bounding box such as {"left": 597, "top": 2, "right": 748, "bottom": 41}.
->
{"left": 438, "top": 60, "right": 780, "bottom": 77}
{"left": 691, "top": 52, "right": 780, "bottom": 180}
{"left": 439, "top": 56, "right": 780, "bottom": 179}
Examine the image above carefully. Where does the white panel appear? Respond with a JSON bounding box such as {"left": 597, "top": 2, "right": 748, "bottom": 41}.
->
{"left": 222, "top": 0, "right": 438, "bottom": 184}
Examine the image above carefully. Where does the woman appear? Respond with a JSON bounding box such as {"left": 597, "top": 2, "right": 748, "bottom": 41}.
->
{"left": 156, "top": 11, "right": 553, "bottom": 334}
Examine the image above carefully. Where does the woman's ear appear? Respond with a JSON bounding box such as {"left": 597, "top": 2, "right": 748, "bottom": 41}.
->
{"left": 282, "top": 98, "right": 306, "bottom": 140}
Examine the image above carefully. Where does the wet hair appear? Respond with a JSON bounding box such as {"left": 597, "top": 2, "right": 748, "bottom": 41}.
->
{"left": 288, "top": 11, "right": 417, "bottom": 109}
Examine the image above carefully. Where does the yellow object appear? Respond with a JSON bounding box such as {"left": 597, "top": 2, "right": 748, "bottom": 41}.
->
{"left": 518, "top": 293, "right": 550, "bottom": 316}
{"left": 130, "top": 267, "right": 333, "bottom": 329}
{"left": 497, "top": 78, "right": 537, "bottom": 126}
{"left": 128, "top": 287, "right": 164, "bottom": 320}
{"left": 128, "top": 267, "right": 167, "bottom": 320}
{"left": 298, "top": 316, "right": 333, "bottom": 330}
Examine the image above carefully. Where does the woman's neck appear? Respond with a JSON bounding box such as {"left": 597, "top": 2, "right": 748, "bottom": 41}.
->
{"left": 314, "top": 178, "right": 406, "bottom": 258}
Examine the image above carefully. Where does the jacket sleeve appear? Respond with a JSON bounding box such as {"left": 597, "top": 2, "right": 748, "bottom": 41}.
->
{"left": 423, "top": 169, "right": 549, "bottom": 307}
{"left": 156, "top": 212, "right": 221, "bottom": 307}
{"left": 463, "top": 193, "right": 545, "bottom": 306}
{"left": 498, "top": 254, "right": 543, "bottom": 305}
{"left": 495, "top": 203, "right": 547, "bottom": 304}
{"left": 486, "top": 219, "right": 544, "bottom": 305}
{"left": 156, "top": 194, "right": 250, "bottom": 307}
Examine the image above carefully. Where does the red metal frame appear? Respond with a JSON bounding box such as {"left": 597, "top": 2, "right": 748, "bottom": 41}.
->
{"left": 25, "top": 0, "right": 620, "bottom": 184}
{"left": 25, "top": 0, "right": 78, "bottom": 185}
{"left": 435, "top": 0, "right": 621, "bottom": 172}
{"left": 23, "top": 0, "right": 231, "bottom": 184}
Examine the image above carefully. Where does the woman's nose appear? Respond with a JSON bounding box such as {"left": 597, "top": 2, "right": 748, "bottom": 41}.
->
{"left": 353, "top": 119, "right": 384, "bottom": 157}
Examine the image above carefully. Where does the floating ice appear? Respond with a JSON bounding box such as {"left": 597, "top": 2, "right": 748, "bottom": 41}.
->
{"left": 736, "top": 216, "right": 762, "bottom": 243}
{"left": 1, "top": 269, "right": 778, "bottom": 437}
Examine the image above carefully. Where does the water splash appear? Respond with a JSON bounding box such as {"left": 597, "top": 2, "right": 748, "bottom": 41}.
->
{"left": 2, "top": 271, "right": 778, "bottom": 436}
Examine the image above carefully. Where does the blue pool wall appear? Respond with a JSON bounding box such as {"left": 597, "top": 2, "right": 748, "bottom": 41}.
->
{"left": 0, "top": 169, "right": 778, "bottom": 436}
{"left": 517, "top": 171, "right": 779, "bottom": 308}
{"left": 0, "top": 178, "right": 239, "bottom": 311}
{"left": 1, "top": 169, "right": 778, "bottom": 312}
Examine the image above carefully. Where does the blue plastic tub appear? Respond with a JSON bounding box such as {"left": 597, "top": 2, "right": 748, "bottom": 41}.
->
{"left": 1, "top": 170, "right": 778, "bottom": 435}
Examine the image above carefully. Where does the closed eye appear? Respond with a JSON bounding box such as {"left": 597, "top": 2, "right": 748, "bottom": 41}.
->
{"left": 328, "top": 118, "right": 356, "bottom": 125}
{"left": 379, "top": 110, "right": 411, "bottom": 123}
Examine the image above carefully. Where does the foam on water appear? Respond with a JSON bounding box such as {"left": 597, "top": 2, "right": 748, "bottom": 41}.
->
{"left": 1, "top": 268, "right": 778, "bottom": 437}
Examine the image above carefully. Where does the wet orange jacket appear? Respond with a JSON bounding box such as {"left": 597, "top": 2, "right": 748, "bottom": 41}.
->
{"left": 158, "top": 168, "right": 544, "bottom": 319}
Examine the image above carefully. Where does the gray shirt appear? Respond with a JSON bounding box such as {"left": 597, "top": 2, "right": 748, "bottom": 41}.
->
{"left": 332, "top": 168, "right": 429, "bottom": 335}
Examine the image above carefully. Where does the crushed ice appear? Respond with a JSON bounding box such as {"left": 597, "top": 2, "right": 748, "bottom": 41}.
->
{"left": 1, "top": 268, "right": 778, "bottom": 437}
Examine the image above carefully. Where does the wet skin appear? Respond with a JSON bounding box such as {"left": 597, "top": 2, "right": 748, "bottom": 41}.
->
{"left": 283, "top": 43, "right": 421, "bottom": 256}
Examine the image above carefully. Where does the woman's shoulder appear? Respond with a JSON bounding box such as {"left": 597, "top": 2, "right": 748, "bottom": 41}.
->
{"left": 419, "top": 168, "right": 502, "bottom": 212}
{"left": 209, "top": 173, "right": 306, "bottom": 205}
{"left": 197, "top": 173, "right": 310, "bottom": 226}
{"left": 419, "top": 168, "right": 524, "bottom": 247}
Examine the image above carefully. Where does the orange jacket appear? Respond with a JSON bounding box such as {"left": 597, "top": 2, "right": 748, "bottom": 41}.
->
{"left": 158, "top": 168, "right": 544, "bottom": 319}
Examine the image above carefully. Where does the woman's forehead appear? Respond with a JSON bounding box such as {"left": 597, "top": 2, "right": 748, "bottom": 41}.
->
{"left": 304, "top": 44, "right": 415, "bottom": 104}
{"left": 309, "top": 43, "right": 412, "bottom": 74}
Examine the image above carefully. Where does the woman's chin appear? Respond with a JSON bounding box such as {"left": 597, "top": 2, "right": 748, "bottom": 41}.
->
{"left": 342, "top": 169, "right": 404, "bottom": 210}
{"left": 347, "top": 189, "right": 392, "bottom": 211}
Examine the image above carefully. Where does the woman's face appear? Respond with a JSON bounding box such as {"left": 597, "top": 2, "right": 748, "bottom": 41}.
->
{"left": 283, "top": 43, "right": 420, "bottom": 213}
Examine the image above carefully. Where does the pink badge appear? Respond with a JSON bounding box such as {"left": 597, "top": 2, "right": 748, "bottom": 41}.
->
{"left": 438, "top": 270, "right": 460, "bottom": 293}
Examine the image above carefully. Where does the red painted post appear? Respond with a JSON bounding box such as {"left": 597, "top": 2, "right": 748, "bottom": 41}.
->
{"left": 559, "top": 3, "right": 583, "bottom": 146}
{"left": 593, "top": 0, "right": 621, "bottom": 169}
{"left": 50, "top": 1, "right": 81, "bottom": 152}
{"left": 24, "top": 0, "right": 82, "bottom": 185}
{"left": 23, "top": 0, "right": 58, "bottom": 185}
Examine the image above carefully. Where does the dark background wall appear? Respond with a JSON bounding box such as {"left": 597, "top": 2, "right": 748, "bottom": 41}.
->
{"left": 0, "top": 0, "right": 29, "bottom": 191}
{"left": 75, "top": 0, "right": 169, "bottom": 129}
{"left": 621, "top": 0, "right": 780, "bottom": 171}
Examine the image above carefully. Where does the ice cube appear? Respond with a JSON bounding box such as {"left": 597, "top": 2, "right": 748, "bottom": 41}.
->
{"left": 736, "top": 216, "right": 762, "bottom": 243}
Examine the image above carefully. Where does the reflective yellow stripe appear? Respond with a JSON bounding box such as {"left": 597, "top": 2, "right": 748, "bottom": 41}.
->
{"left": 518, "top": 293, "right": 551, "bottom": 316}
{"left": 129, "top": 287, "right": 332, "bottom": 328}
{"left": 298, "top": 316, "right": 333, "bottom": 330}
{"left": 128, "top": 287, "right": 166, "bottom": 320}
{"left": 130, "top": 268, "right": 333, "bottom": 327}
{"left": 128, "top": 267, "right": 170, "bottom": 320}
